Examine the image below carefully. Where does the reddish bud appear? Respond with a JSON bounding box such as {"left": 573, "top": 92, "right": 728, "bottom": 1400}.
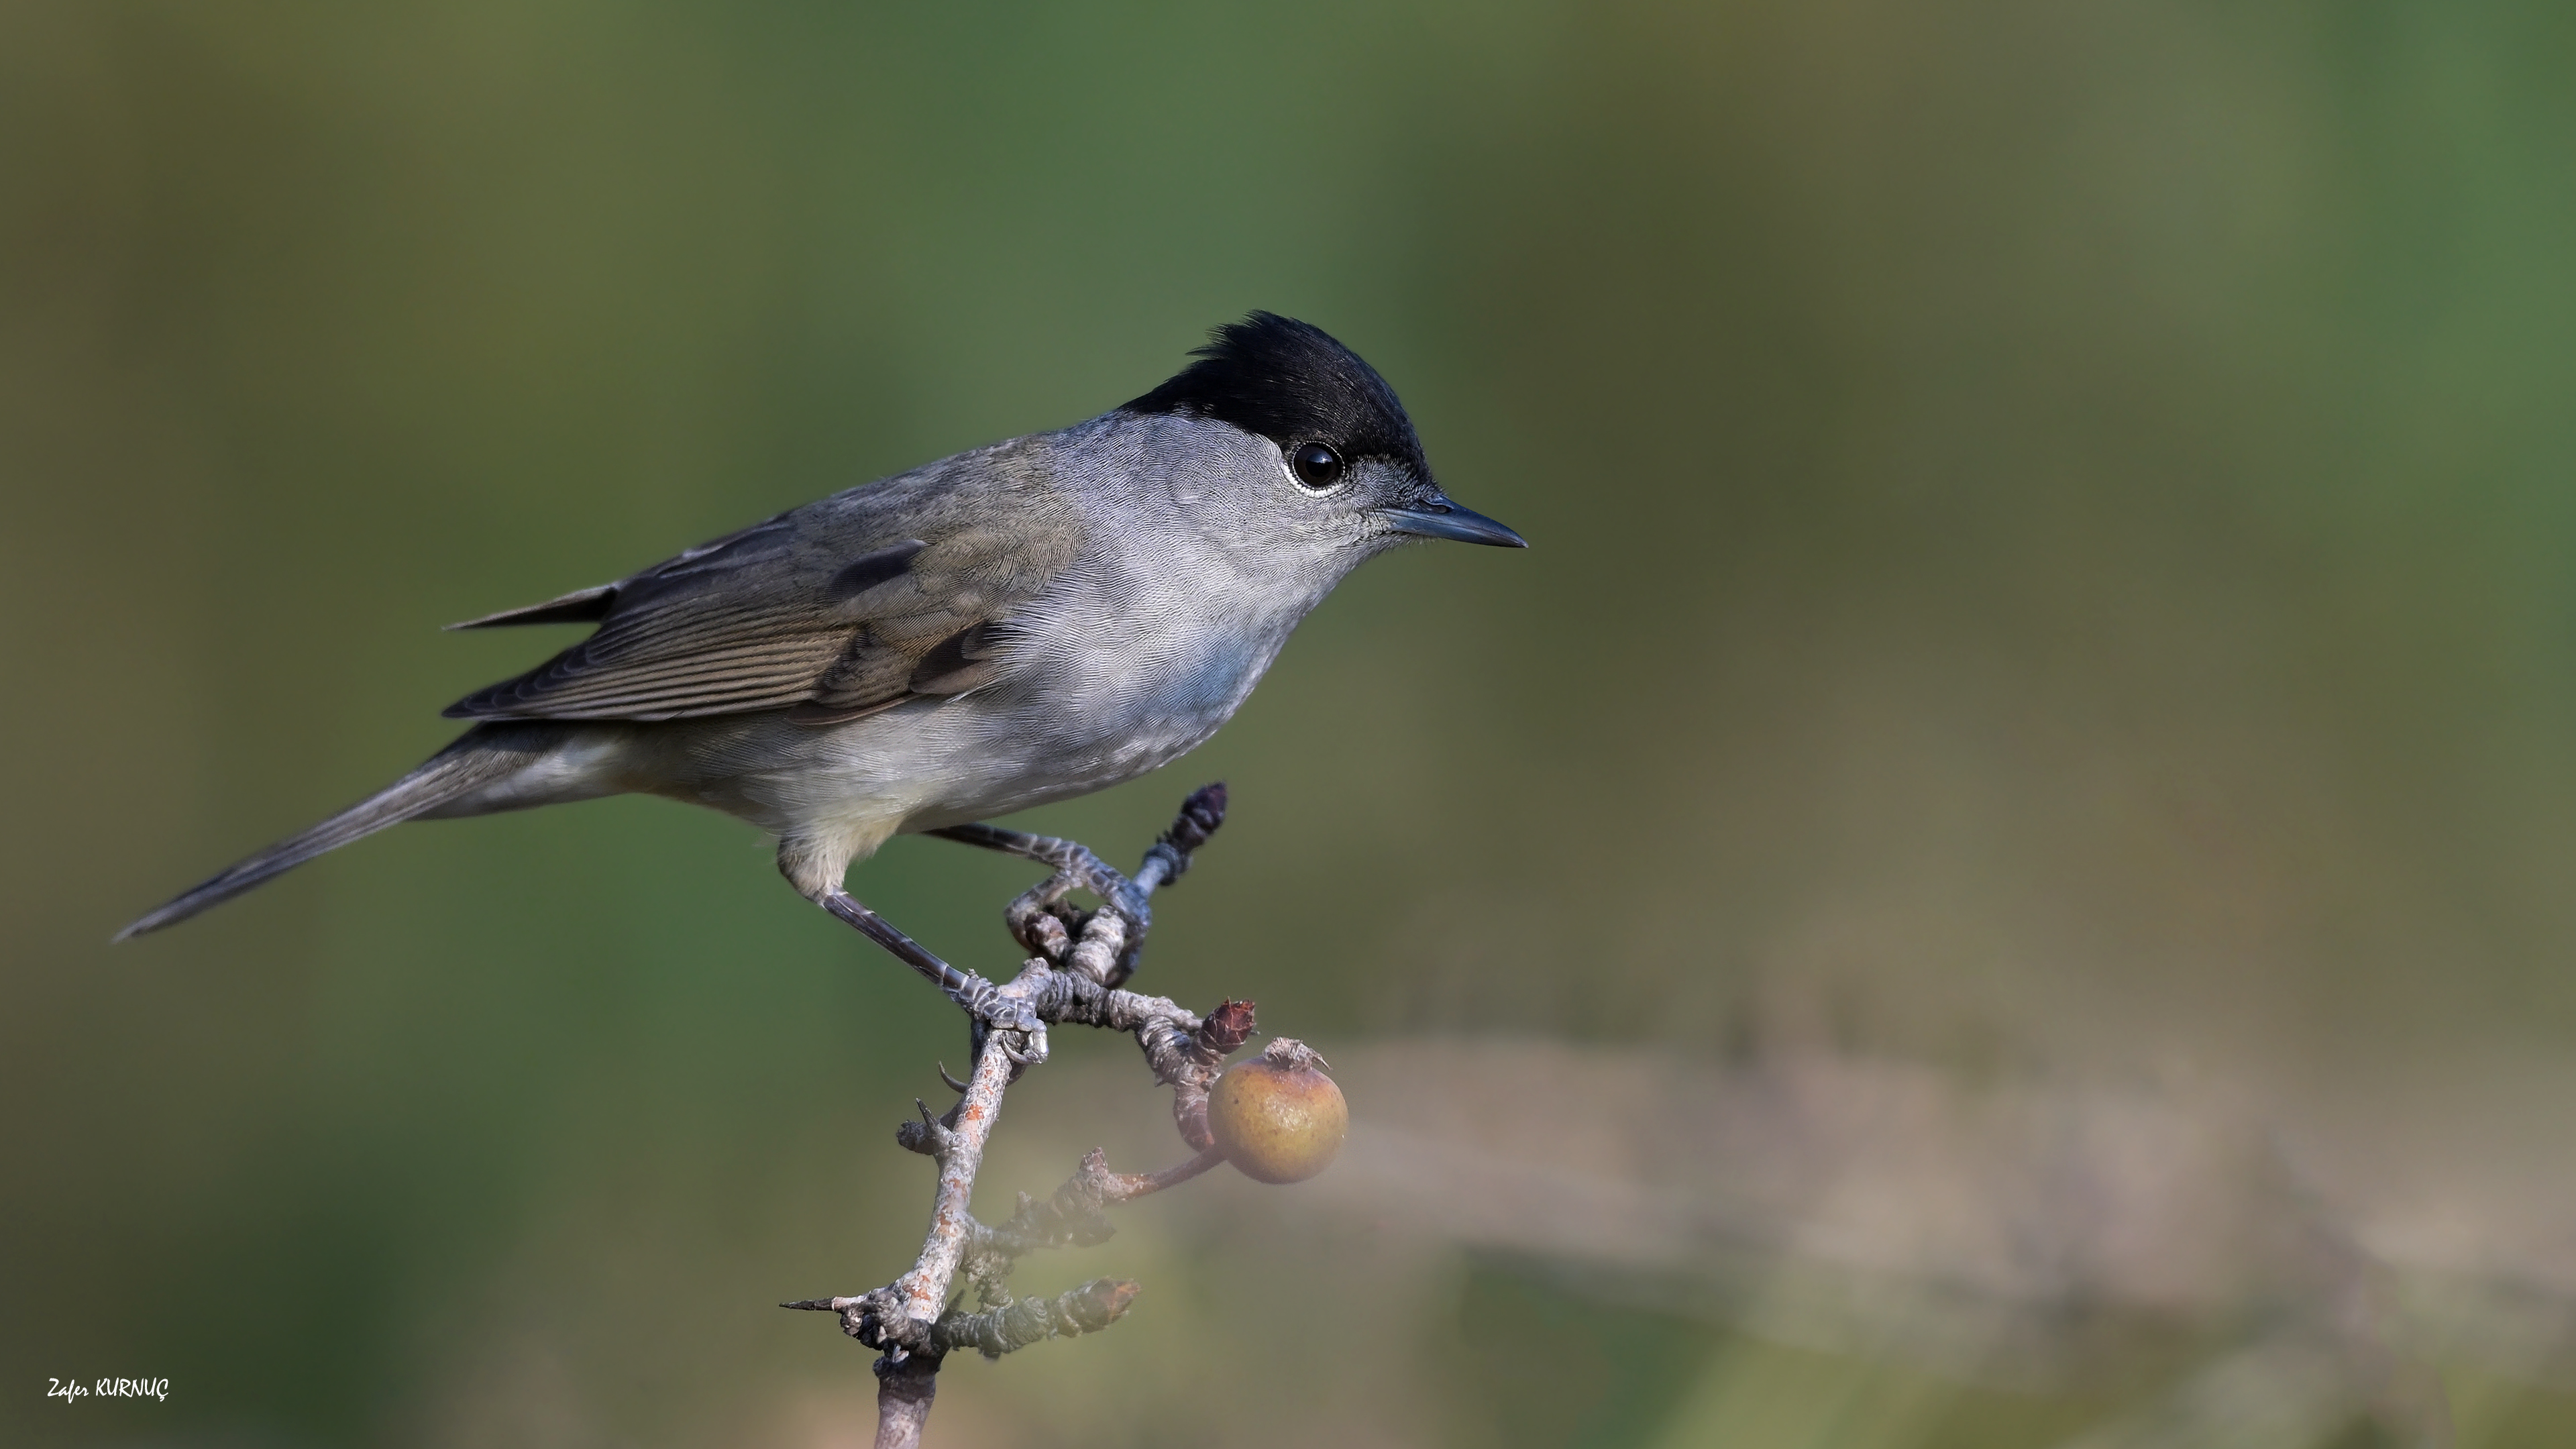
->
{"left": 1065, "top": 1277, "right": 1141, "bottom": 1332}
{"left": 1199, "top": 999, "right": 1258, "bottom": 1057}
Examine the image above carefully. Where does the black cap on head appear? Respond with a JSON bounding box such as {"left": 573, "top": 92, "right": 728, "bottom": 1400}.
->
{"left": 1123, "top": 313, "right": 1431, "bottom": 481}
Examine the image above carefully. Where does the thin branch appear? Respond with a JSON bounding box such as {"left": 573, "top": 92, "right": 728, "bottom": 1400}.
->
{"left": 870, "top": 1352, "right": 937, "bottom": 1449}
{"left": 963, "top": 1145, "right": 1226, "bottom": 1275}
{"left": 783, "top": 784, "right": 1250, "bottom": 1449}
{"left": 932, "top": 1277, "right": 1142, "bottom": 1360}
{"left": 891, "top": 1029, "right": 1018, "bottom": 1332}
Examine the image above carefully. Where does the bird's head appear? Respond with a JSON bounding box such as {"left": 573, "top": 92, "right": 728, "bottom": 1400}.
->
{"left": 1120, "top": 313, "right": 1527, "bottom": 563}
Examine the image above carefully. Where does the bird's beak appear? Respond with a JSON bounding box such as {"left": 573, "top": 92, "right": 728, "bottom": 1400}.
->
{"left": 1373, "top": 497, "right": 1529, "bottom": 548}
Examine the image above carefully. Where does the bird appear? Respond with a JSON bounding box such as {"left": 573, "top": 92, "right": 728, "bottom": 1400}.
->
{"left": 117, "top": 312, "right": 1524, "bottom": 1008}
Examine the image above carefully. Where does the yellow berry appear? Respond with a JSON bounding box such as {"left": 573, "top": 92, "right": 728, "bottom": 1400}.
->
{"left": 1208, "top": 1039, "right": 1346, "bottom": 1184}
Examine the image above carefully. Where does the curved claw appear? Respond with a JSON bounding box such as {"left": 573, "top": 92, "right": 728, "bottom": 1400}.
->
{"left": 1002, "top": 1026, "right": 1050, "bottom": 1066}
{"left": 950, "top": 976, "right": 1046, "bottom": 1069}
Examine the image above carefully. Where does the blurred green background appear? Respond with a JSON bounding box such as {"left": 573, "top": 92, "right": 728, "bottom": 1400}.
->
{"left": 8, "top": 2, "right": 2576, "bottom": 1446}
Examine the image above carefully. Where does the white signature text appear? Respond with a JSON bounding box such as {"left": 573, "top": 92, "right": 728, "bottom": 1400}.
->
{"left": 48, "top": 1378, "right": 169, "bottom": 1403}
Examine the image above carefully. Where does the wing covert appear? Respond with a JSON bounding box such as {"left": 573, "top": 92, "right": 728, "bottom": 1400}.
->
{"left": 441, "top": 441, "right": 1078, "bottom": 723}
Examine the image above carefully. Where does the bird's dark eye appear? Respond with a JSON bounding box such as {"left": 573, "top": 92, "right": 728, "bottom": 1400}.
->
{"left": 1289, "top": 442, "right": 1344, "bottom": 490}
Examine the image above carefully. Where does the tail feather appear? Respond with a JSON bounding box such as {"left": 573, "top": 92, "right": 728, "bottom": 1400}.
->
{"left": 116, "top": 727, "right": 549, "bottom": 941}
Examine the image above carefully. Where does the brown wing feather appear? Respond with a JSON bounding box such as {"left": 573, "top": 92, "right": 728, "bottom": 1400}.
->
{"left": 441, "top": 439, "right": 1078, "bottom": 723}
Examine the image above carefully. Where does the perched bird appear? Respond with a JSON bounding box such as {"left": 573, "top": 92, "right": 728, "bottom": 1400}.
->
{"left": 119, "top": 313, "right": 1523, "bottom": 1006}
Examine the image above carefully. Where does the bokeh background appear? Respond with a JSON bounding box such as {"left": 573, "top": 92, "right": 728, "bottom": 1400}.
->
{"left": 7, "top": 3, "right": 2575, "bottom": 1446}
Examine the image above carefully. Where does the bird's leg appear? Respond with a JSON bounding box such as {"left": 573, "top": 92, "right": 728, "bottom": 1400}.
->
{"left": 818, "top": 891, "right": 1044, "bottom": 1057}
{"left": 928, "top": 824, "right": 1152, "bottom": 954}
{"left": 928, "top": 784, "right": 1228, "bottom": 983}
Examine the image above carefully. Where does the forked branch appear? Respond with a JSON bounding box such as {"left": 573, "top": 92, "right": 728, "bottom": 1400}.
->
{"left": 784, "top": 785, "right": 1259, "bottom": 1449}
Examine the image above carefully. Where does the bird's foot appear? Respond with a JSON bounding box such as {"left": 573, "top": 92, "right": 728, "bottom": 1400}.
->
{"left": 929, "top": 784, "right": 1227, "bottom": 987}
{"left": 927, "top": 825, "right": 1150, "bottom": 981}
{"left": 1012, "top": 843, "right": 1150, "bottom": 977}
{"left": 952, "top": 975, "right": 1047, "bottom": 1065}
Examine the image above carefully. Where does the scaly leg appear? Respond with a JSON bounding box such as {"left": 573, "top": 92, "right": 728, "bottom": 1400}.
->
{"left": 778, "top": 828, "right": 1042, "bottom": 1054}
{"left": 816, "top": 890, "right": 1041, "bottom": 1044}
{"left": 928, "top": 823, "right": 1152, "bottom": 945}
{"left": 928, "top": 784, "right": 1228, "bottom": 983}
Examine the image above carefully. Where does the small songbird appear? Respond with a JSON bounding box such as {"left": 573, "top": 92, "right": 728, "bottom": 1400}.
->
{"left": 119, "top": 313, "right": 1523, "bottom": 1002}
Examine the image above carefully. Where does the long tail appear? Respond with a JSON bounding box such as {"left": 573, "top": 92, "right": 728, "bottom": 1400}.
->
{"left": 116, "top": 724, "right": 557, "bottom": 941}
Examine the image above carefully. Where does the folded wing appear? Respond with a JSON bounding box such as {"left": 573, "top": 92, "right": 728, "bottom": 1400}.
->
{"left": 442, "top": 445, "right": 1079, "bottom": 724}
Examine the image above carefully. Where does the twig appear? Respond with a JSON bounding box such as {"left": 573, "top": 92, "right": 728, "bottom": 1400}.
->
{"left": 932, "top": 1277, "right": 1142, "bottom": 1359}
{"left": 870, "top": 1352, "right": 937, "bottom": 1449}
{"left": 784, "top": 784, "right": 1258, "bottom": 1449}
{"left": 894, "top": 1023, "right": 1018, "bottom": 1330}
{"left": 962, "top": 1145, "right": 1226, "bottom": 1279}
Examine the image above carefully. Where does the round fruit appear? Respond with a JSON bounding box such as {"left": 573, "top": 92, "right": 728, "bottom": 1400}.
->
{"left": 1208, "top": 1038, "right": 1347, "bottom": 1184}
